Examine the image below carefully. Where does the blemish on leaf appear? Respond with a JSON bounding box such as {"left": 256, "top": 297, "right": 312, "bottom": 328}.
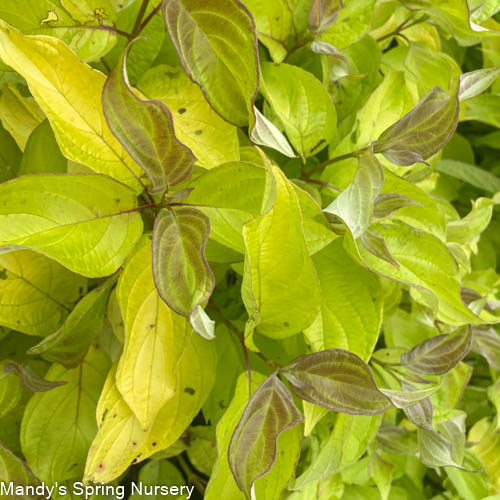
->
{"left": 0, "top": 269, "right": 7, "bottom": 280}
{"left": 283, "top": 321, "right": 290, "bottom": 327}
{"left": 178, "top": 108, "right": 187, "bottom": 114}
{"left": 194, "top": 129, "right": 203, "bottom": 135}
{"left": 184, "top": 387, "right": 195, "bottom": 395}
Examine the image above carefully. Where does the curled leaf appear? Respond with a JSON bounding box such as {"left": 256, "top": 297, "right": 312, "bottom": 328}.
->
{"left": 401, "top": 326, "right": 472, "bottom": 376}
{"left": 281, "top": 349, "right": 392, "bottom": 415}
{"left": 153, "top": 207, "right": 214, "bottom": 317}
{"left": 228, "top": 374, "right": 303, "bottom": 499}
{"left": 373, "top": 87, "right": 459, "bottom": 166}
{"left": 471, "top": 327, "right": 500, "bottom": 370}
{"left": 4, "top": 363, "right": 66, "bottom": 392}
{"left": 373, "top": 193, "right": 423, "bottom": 219}
{"left": 103, "top": 40, "right": 195, "bottom": 195}
{"left": 459, "top": 67, "right": 500, "bottom": 101}
{"left": 309, "top": 0, "right": 344, "bottom": 33}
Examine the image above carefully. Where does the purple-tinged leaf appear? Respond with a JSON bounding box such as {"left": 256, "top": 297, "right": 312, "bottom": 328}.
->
{"left": 282, "top": 349, "right": 392, "bottom": 415}
{"left": 309, "top": 0, "right": 344, "bottom": 34}
{"left": 376, "top": 426, "right": 417, "bottom": 456}
{"left": 162, "top": 0, "right": 260, "bottom": 127}
{"left": 401, "top": 326, "right": 472, "bottom": 376}
{"left": 324, "top": 151, "right": 384, "bottom": 238}
{"left": 103, "top": 41, "right": 195, "bottom": 195}
{"left": 360, "top": 230, "right": 400, "bottom": 268}
{"left": 380, "top": 380, "right": 441, "bottom": 409}
{"left": 228, "top": 374, "right": 303, "bottom": 499}
{"left": 402, "top": 383, "right": 434, "bottom": 430}
{"left": 3, "top": 363, "right": 66, "bottom": 392}
{"left": 471, "top": 327, "right": 500, "bottom": 370}
{"left": 459, "top": 67, "right": 500, "bottom": 101}
{"left": 311, "top": 41, "right": 350, "bottom": 81}
{"left": 373, "top": 193, "right": 423, "bottom": 219}
{"left": 373, "top": 87, "right": 459, "bottom": 166}
{"left": 153, "top": 207, "right": 214, "bottom": 317}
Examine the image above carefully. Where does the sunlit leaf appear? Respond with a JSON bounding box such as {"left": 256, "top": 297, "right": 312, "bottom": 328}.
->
{"left": 228, "top": 374, "right": 303, "bottom": 498}
{"left": 152, "top": 207, "right": 214, "bottom": 317}
{"left": 103, "top": 41, "right": 195, "bottom": 195}
{"left": 282, "top": 349, "right": 392, "bottom": 415}
{"left": 309, "top": 0, "right": 344, "bottom": 34}
{"left": 162, "top": 0, "right": 259, "bottom": 126}
{"left": 459, "top": 67, "right": 500, "bottom": 101}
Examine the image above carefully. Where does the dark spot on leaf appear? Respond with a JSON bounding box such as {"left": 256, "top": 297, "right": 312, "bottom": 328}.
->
{"left": 101, "top": 408, "right": 108, "bottom": 422}
{"left": 309, "top": 138, "right": 326, "bottom": 153}
{"left": 0, "top": 269, "right": 7, "bottom": 280}
{"left": 115, "top": 198, "right": 121, "bottom": 204}
{"left": 149, "top": 324, "right": 155, "bottom": 329}
{"left": 152, "top": 442, "right": 157, "bottom": 447}
{"left": 132, "top": 441, "right": 137, "bottom": 446}
{"left": 113, "top": 413, "right": 117, "bottom": 418}
{"left": 178, "top": 108, "right": 187, "bottom": 114}
{"left": 78, "top": 286, "right": 84, "bottom": 295}
{"left": 194, "top": 129, "right": 203, "bottom": 135}
{"left": 16, "top": 320, "right": 20, "bottom": 325}
{"left": 184, "top": 387, "right": 196, "bottom": 395}
{"left": 98, "top": 463, "right": 104, "bottom": 470}
{"left": 283, "top": 321, "right": 290, "bottom": 327}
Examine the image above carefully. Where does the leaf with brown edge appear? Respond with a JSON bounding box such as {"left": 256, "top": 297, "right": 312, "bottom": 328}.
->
{"left": 162, "top": 0, "right": 260, "bottom": 127}
{"left": 153, "top": 207, "right": 214, "bottom": 318}
{"left": 281, "top": 349, "right": 392, "bottom": 415}
{"left": 228, "top": 373, "right": 303, "bottom": 499}
{"left": 103, "top": 40, "right": 195, "bottom": 196}
{"left": 401, "top": 326, "right": 472, "bottom": 376}
{"left": 373, "top": 87, "right": 459, "bottom": 166}
{"left": 3, "top": 363, "right": 66, "bottom": 392}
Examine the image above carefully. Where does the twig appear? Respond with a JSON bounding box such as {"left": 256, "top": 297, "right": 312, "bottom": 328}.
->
{"left": 304, "top": 147, "right": 370, "bottom": 179}
{"left": 138, "top": 3, "right": 162, "bottom": 34}
{"left": 131, "top": 0, "right": 151, "bottom": 37}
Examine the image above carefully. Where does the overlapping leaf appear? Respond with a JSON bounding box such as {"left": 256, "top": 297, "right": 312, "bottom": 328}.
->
{"left": 103, "top": 43, "right": 195, "bottom": 195}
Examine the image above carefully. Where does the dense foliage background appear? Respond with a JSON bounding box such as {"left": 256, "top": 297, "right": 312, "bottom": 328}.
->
{"left": 0, "top": 0, "right": 500, "bottom": 499}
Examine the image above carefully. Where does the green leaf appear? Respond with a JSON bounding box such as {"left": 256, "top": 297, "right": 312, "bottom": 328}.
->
{"left": 346, "top": 222, "right": 484, "bottom": 325}
{"left": 309, "top": 0, "right": 344, "bottom": 34}
{"left": 401, "top": 326, "right": 472, "bottom": 376}
{"left": 137, "top": 65, "right": 240, "bottom": 168}
{"left": 227, "top": 373, "right": 303, "bottom": 499}
{"left": 18, "top": 120, "right": 66, "bottom": 175}
{"left": 0, "top": 0, "right": 117, "bottom": 62}
{"left": 0, "top": 120, "right": 21, "bottom": 183}
{"left": 206, "top": 372, "right": 302, "bottom": 500}
{"left": 459, "top": 67, "right": 500, "bottom": 101}
{"left": 295, "top": 413, "right": 382, "bottom": 487}
{"left": 282, "top": 350, "right": 392, "bottom": 415}
{"left": 116, "top": 236, "right": 193, "bottom": 429}
{"left": 369, "top": 452, "right": 393, "bottom": 500}
{"left": 242, "top": 0, "right": 294, "bottom": 62}
{"left": 103, "top": 42, "right": 195, "bottom": 196}
{"left": 260, "top": 62, "right": 337, "bottom": 158}
{"left": 162, "top": 0, "right": 259, "bottom": 126}
{"left": 84, "top": 331, "right": 216, "bottom": 483}
{"left": 3, "top": 362, "right": 66, "bottom": 392}
{"left": 152, "top": 207, "right": 214, "bottom": 317}
{"left": 0, "top": 20, "right": 146, "bottom": 191}
{"left": 373, "top": 86, "right": 459, "bottom": 166}
{"left": 27, "top": 277, "right": 116, "bottom": 368}
{"left": 242, "top": 165, "right": 321, "bottom": 338}
{"left": 0, "top": 174, "right": 144, "bottom": 277}
{"left": 0, "top": 441, "right": 42, "bottom": 494}
{"left": 380, "top": 382, "right": 442, "bottom": 410}
{"left": 21, "top": 345, "right": 110, "bottom": 483}
{"left": 404, "top": 391, "right": 434, "bottom": 430}
{"left": 324, "top": 151, "right": 384, "bottom": 238}
{"left": 0, "top": 250, "right": 86, "bottom": 336}
{"left": 304, "top": 239, "right": 383, "bottom": 362}
{"left": 471, "top": 327, "right": 500, "bottom": 370}
{"left": 0, "top": 359, "right": 22, "bottom": 417}
{"left": 436, "top": 159, "right": 500, "bottom": 193}
{"left": 462, "top": 94, "right": 500, "bottom": 128}
{"left": 445, "top": 450, "right": 490, "bottom": 500}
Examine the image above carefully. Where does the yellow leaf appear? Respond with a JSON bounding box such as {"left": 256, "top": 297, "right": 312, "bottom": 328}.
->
{"left": 0, "top": 20, "right": 145, "bottom": 191}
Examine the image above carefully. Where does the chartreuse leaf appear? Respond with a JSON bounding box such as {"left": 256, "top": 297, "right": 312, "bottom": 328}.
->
{"left": 369, "top": 452, "right": 393, "bottom": 500}
{"left": 84, "top": 331, "right": 216, "bottom": 483}
{"left": 471, "top": 327, "right": 500, "bottom": 370}
{"left": 242, "top": 165, "right": 321, "bottom": 338}
{"left": 228, "top": 374, "right": 303, "bottom": 498}
{"left": 346, "top": 222, "right": 485, "bottom": 325}
{"left": 0, "top": 20, "right": 146, "bottom": 191}
{"left": 18, "top": 120, "right": 67, "bottom": 175}
{"left": 400, "top": 0, "right": 500, "bottom": 46}
{"left": 260, "top": 62, "right": 336, "bottom": 158}
{"left": 206, "top": 372, "right": 302, "bottom": 500}
{"left": 459, "top": 67, "right": 500, "bottom": 101}
{"left": 373, "top": 86, "right": 459, "bottom": 166}
{"left": 437, "top": 159, "right": 500, "bottom": 193}
{"left": 162, "top": 0, "right": 259, "bottom": 126}
{"left": 103, "top": 42, "right": 195, "bottom": 196}
{"left": 116, "top": 236, "right": 193, "bottom": 430}
{"left": 3, "top": 362, "right": 66, "bottom": 392}
{"left": 0, "top": 250, "right": 86, "bottom": 336}
{"left": 324, "top": 151, "right": 384, "bottom": 238}
{"left": 242, "top": 0, "right": 294, "bottom": 62}
{"left": 470, "top": 419, "right": 500, "bottom": 491}
{"left": 282, "top": 350, "right": 392, "bottom": 415}
{"left": 27, "top": 276, "right": 117, "bottom": 368}
{"left": 401, "top": 326, "right": 472, "bottom": 375}
{"left": 0, "top": 441, "right": 42, "bottom": 492}
{"left": 137, "top": 65, "right": 239, "bottom": 168}
{"left": 0, "top": 0, "right": 117, "bottom": 62}
{"left": 304, "top": 239, "right": 383, "bottom": 361}
{"left": 0, "top": 120, "right": 21, "bottom": 182}
{"left": 0, "top": 359, "right": 22, "bottom": 417}
{"left": 0, "top": 174, "right": 144, "bottom": 277}
{"left": 21, "top": 345, "right": 110, "bottom": 484}
{"left": 0, "top": 84, "right": 44, "bottom": 150}
{"left": 152, "top": 207, "right": 214, "bottom": 318}
{"left": 295, "top": 413, "right": 382, "bottom": 488}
